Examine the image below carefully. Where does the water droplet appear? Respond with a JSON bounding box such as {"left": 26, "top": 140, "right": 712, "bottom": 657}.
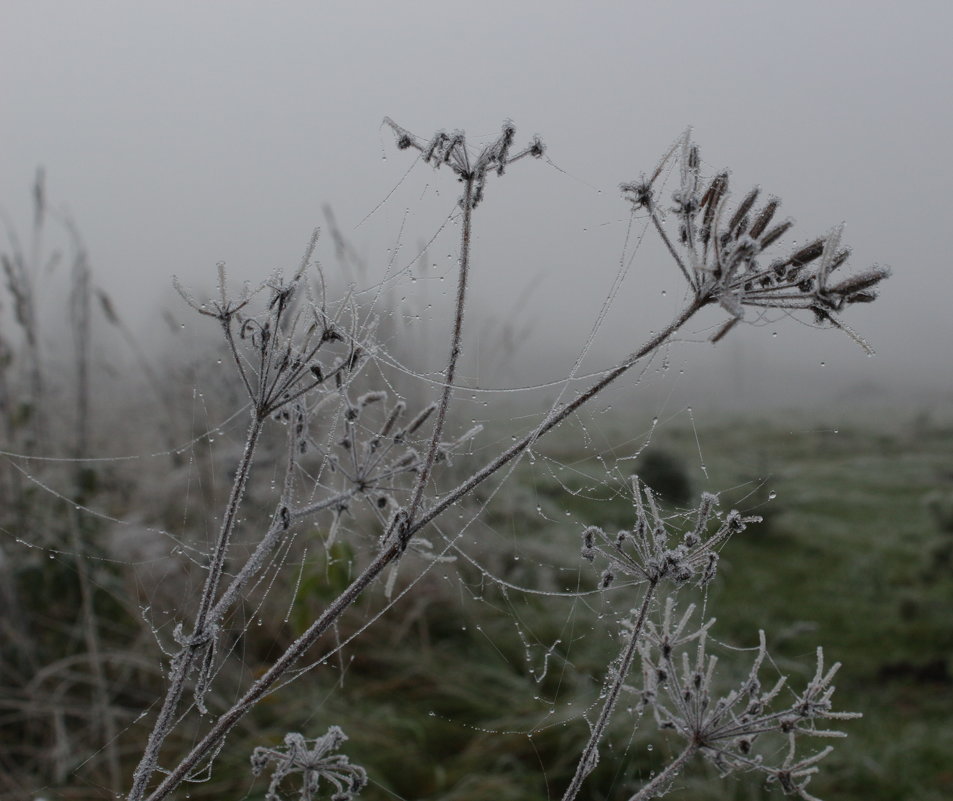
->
{"left": 768, "top": 490, "right": 777, "bottom": 500}
{"left": 647, "top": 744, "right": 653, "bottom": 751}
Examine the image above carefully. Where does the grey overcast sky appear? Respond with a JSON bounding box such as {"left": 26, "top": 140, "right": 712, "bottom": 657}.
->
{"left": 2, "top": 1, "right": 951, "bottom": 413}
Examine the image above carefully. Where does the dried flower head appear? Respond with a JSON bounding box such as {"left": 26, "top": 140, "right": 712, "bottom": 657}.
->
{"left": 582, "top": 478, "right": 757, "bottom": 589}
{"left": 384, "top": 117, "right": 544, "bottom": 207}
{"left": 633, "top": 600, "right": 860, "bottom": 801}
{"left": 621, "top": 132, "right": 889, "bottom": 350}
{"left": 250, "top": 727, "right": 367, "bottom": 801}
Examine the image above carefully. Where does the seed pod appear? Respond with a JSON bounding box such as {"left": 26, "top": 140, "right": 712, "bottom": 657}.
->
{"left": 729, "top": 188, "right": 760, "bottom": 234}
{"left": 760, "top": 220, "right": 793, "bottom": 249}
{"left": 789, "top": 238, "right": 825, "bottom": 268}
{"left": 748, "top": 199, "right": 779, "bottom": 238}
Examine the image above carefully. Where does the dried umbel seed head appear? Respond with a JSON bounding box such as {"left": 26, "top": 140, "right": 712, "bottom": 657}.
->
{"left": 636, "top": 603, "right": 860, "bottom": 799}
{"left": 621, "top": 131, "right": 889, "bottom": 352}
{"left": 250, "top": 727, "right": 367, "bottom": 801}
{"left": 383, "top": 117, "right": 544, "bottom": 207}
{"left": 581, "top": 479, "right": 756, "bottom": 589}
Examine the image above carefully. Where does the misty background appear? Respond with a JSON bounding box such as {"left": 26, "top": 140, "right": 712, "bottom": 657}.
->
{"left": 2, "top": 1, "right": 951, "bottom": 418}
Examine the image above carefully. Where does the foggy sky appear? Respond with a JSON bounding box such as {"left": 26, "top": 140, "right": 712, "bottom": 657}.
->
{"left": 2, "top": 1, "right": 951, "bottom": 414}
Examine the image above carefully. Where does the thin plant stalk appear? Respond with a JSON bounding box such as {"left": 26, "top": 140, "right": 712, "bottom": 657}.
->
{"left": 140, "top": 530, "right": 404, "bottom": 801}
{"left": 562, "top": 580, "right": 659, "bottom": 801}
{"left": 404, "top": 296, "right": 706, "bottom": 541}
{"left": 402, "top": 175, "right": 475, "bottom": 541}
{"left": 629, "top": 742, "right": 698, "bottom": 801}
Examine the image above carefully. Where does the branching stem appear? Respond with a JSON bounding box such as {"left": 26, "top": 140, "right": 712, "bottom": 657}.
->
{"left": 132, "top": 296, "right": 705, "bottom": 800}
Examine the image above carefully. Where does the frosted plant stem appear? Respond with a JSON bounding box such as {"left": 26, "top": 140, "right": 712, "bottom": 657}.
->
{"left": 401, "top": 176, "right": 475, "bottom": 541}
{"left": 404, "top": 296, "right": 707, "bottom": 541}
{"left": 128, "top": 413, "right": 264, "bottom": 801}
{"left": 647, "top": 202, "right": 695, "bottom": 292}
{"left": 208, "top": 488, "right": 359, "bottom": 624}
{"left": 133, "top": 296, "right": 705, "bottom": 801}
{"left": 562, "top": 580, "right": 658, "bottom": 801}
{"left": 628, "top": 742, "right": 698, "bottom": 801}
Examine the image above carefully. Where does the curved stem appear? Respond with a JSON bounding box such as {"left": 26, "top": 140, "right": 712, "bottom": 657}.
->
{"left": 562, "top": 580, "right": 658, "bottom": 801}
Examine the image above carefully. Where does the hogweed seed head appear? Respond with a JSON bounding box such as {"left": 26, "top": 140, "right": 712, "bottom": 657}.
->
{"left": 384, "top": 117, "right": 544, "bottom": 207}
{"left": 581, "top": 478, "right": 756, "bottom": 589}
{"left": 634, "top": 605, "right": 860, "bottom": 801}
{"left": 621, "top": 131, "right": 889, "bottom": 352}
